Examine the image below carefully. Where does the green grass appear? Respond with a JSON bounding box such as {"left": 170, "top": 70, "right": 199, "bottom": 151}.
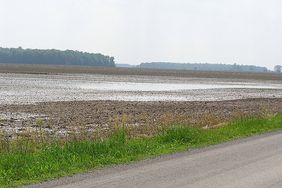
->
{"left": 1, "top": 115, "right": 282, "bottom": 187}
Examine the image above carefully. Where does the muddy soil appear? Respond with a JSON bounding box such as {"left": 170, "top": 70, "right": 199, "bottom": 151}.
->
{"left": 1, "top": 98, "right": 281, "bottom": 137}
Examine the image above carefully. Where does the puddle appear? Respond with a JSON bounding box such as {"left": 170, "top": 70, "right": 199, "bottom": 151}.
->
{"left": 0, "top": 73, "right": 282, "bottom": 104}
{"left": 78, "top": 82, "right": 282, "bottom": 92}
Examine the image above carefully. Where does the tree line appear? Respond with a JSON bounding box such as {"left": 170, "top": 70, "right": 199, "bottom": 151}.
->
{"left": 0, "top": 47, "right": 115, "bottom": 67}
{"left": 139, "top": 62, "right": 269, "bottom": 73}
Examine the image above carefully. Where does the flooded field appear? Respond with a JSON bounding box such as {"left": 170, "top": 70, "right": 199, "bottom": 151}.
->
{"left": 0, "top": 71, "right": 281, "bottom": 138}
{"left": 0, "top": 73, "right": 282, "bottom": 104}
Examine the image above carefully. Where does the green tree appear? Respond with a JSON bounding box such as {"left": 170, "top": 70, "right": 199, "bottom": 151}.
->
{"left": 0, "top": 47, "right": 115, "bottom": 67}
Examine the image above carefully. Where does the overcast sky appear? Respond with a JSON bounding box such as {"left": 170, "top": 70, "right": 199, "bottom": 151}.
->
{"left": 1, "top": 0, "right": 281, "bottom": 69}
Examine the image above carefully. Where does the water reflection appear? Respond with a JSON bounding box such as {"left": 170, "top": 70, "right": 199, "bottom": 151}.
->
{"left": 79, "top": 82, "right": 281, "bottom": 92}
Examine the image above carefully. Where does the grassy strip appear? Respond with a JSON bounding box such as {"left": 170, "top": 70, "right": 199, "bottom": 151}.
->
{"left": 1, "top": 115, "right": 282, "bottom": 187}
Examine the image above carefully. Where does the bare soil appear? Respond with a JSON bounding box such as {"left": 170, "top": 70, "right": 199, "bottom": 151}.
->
{"left": 1, "top": 98, "right": 281, "bottom": 138}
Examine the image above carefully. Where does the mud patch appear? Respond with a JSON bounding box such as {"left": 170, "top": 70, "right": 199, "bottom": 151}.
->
{"left": 0, "top": 112, "right": 49, "bottom": 138}
{"left": 0, "top": 98, "right": 281, "bottom": 138}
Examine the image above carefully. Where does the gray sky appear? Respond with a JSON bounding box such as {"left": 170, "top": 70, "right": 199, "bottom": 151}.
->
{"left": 1, "top": 0, "right": 282, "bottom": 69}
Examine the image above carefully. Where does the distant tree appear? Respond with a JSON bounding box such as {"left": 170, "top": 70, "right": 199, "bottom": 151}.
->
{"left": 0, "top": 47, "right": 115, "bottom": 67}
{"left": 139, "top": 62, "right": 269, "bottom": 73}
{"left": 274, "top": 65, "right": 281, "bottom": 73}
